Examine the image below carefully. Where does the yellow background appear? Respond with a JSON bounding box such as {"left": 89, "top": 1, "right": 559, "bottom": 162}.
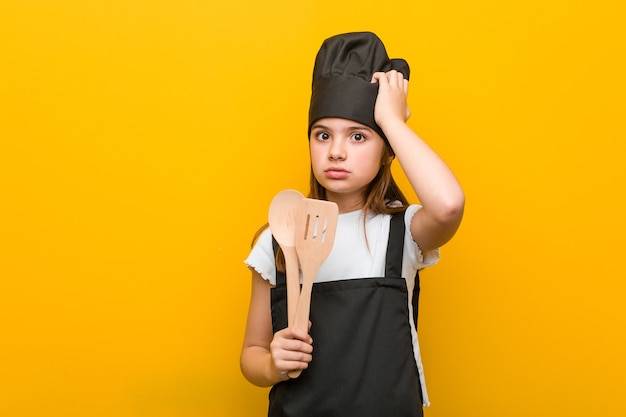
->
{"left": 1, "top": 1, "right": 625, "bottom": 416}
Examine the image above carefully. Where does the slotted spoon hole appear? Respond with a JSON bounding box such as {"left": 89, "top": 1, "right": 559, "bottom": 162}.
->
{"left": 312, "top": 216, "right": 319, "bottom": 240}
{"left": 302, "top": 214, "right": 330, "bottom": 242}
{"left": 304, "top": 214, "right": 320, "bottom": 241}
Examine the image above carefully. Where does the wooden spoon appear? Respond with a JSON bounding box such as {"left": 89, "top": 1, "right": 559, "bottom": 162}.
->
{"left": 268, "top": 190, "right": 304, "bottom": 327}
{"left": 289, "top": 198, "right": 338, "bottom": 378}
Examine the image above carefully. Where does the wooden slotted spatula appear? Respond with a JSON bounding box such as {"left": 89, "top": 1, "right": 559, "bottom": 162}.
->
{"left": 289, "top": 198, "right": 338, "bottom": 378}
{"left": 268, "top": 190, "right": 304, "bottom": 327}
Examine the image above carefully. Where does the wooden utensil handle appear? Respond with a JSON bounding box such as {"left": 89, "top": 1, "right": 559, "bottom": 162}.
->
{"left": 283, "top": 245, "right": 299, "bottom": 328}
{"left": 287, "top": 286, "right": 309, "bottom": 379}
{"left": 287, "top": 270, "right": 314, "bottom": 379}
{"left": 294, "top": 273, "right": 313, "bottom": 332}
{"left": 288, "top": 369, "right": 302, "bottom": 378}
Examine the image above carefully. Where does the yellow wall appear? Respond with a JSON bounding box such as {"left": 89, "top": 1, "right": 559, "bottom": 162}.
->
{"left": 1, "top": 1, "right": 625, "bottom": 416}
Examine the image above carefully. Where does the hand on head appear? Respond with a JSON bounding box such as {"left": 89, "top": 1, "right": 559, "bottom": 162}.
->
{"left": 371, "top": 70, "right": 411, "bottom": 127}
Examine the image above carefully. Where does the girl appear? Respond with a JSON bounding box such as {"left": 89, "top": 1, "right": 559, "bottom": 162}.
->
{"left": 241, "top": 32, "right": 464, "bottom": 417}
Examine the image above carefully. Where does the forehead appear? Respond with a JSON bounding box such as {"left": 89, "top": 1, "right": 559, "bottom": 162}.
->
{"left": 311, "top": 118, "right": 374, "bottom": 132}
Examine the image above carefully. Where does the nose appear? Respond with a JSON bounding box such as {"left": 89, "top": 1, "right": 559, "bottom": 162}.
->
{"left": 328, "top": 139, "right": 346, "bottom": 161}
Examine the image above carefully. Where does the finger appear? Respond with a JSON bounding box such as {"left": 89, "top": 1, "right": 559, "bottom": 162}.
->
{"left": 275, "top": 354, "right": 312, "bottom": 376}
{"left": 386, "top": 70, "right": 399, "bottom": 86}
{"left": 290, "top": 326, "right": 313, "bottom": 344}
{"left": 276, "top": 336, "right": 313, "bottom": 353}
{"left": 282, "top": 333, "right": 314, "bottom": 352}
{"left": 395, "top": 70, "right": 405, "bottom": 88}
{"left": 278, "top": 346, "right": 313, "bottom": 363}
{"left": 285, "top": 356, "right": 311, "bottom": 373}
{"left": 397, "top": 71, "right": 406, "bottom": 87}
{"left": 371, "top": 71, "right": 388, "bottom": 85}
{"left": 278, "top": 339, "right": 313, "bottom": 353}
{"left": 272, "top": 331, "right": 312, "bottom": 353}
{"left": 280, "top": 347, "right": 313, "bottom": 367}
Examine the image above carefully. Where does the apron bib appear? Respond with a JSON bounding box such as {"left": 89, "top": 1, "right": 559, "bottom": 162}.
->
{"left": 269, "top": 210, "right": 423, "bottom": 417}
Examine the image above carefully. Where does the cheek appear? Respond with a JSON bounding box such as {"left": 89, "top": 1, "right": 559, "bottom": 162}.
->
{"left": 309, "top": 147, "right": 323, "bottom": 175}
{"left": 357, "top": 147, "right": 384, "bottom": 171}
{"left": 309, "top": 142, "right": 324, "bottom": 164}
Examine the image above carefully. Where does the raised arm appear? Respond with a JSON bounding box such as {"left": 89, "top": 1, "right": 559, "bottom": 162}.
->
{"left": 372, "top": 70, "right": 465, "bottom": 252}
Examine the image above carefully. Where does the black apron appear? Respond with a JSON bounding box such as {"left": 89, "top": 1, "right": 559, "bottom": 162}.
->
{"left": 269, "top": 210, "right": 423, "bottom": 417}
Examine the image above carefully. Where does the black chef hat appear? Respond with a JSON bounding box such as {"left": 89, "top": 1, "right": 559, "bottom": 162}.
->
{"left": 308, "top": 32, "right": 410, "bottom": 142}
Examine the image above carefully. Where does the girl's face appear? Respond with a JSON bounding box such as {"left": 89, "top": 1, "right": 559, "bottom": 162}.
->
{"left": 309, "top": 117, "right": 386, "bottom": 207}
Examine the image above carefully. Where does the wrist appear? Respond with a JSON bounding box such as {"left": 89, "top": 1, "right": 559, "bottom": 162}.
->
{"left": 378, "top": 118, "right": 409, "bottom": 140}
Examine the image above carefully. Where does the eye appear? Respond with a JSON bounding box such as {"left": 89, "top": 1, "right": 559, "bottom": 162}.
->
{"left": 314, "top": 131, "right": 331, "bottom": 141}
{"left": 350, "top": 132, "right": 366, "bottom": 142}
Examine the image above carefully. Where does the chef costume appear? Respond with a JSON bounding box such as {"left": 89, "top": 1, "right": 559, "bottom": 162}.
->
{"left": 271, "top": 32, "right": 425, "bottom": 417}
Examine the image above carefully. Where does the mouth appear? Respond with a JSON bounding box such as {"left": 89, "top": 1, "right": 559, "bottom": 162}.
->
{"left": 324, "top": 167, "right": 350, "bottom": 179}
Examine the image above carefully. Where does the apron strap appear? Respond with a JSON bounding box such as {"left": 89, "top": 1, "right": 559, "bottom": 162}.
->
{"left": 385, "top": 210, "right": 421, "bottom": 329}
{"left": 385, "top": 210, "right": 405, "bottom": 278}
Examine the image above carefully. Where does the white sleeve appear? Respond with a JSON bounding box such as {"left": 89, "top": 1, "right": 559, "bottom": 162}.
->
{"left": 404, "top": 204, "right": 440, "bottom": 270}
{"left": 244, "top": 228, "right": 277, "bottom": 285}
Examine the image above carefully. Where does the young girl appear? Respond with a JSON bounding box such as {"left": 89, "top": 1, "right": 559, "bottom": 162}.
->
{"left": 241, "top": 32, "right": 464, "bottom": 417}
